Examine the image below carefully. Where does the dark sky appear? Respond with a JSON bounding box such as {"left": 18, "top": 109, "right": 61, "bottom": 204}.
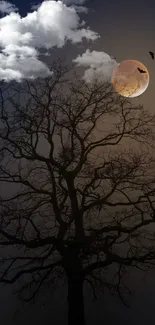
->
{"left": 86, "top": 0, "right": 155, "bottom": 111}
{"left": 1, "top": 0, "right": 155, "bottom": 324}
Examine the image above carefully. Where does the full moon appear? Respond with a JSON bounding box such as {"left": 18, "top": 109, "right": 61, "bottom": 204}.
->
{"left": 111, "top": 59, "right": 149, "bottom": 97}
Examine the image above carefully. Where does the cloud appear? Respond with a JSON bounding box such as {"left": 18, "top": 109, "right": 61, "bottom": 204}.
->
{"left": 73, "top": 49, "right": 118, "bottom": 83}
{"left": 77, "top": 6, "right": 89, "bottom": 13}
{"left": 31, "top": 0, "right": 89, "bottom": 14}
{"left": 30, "top": 3, "right": 41, "bottom": 11}
{"left": 0, "top": 1, "right": 18, "bottom": 14}
{"left": 61, "top": 0, "right": 89, "bottom": 13}
{"left": 0, "top": 44, "right": 53, "bottom": 82}
{"left": 62, "top": 0, "right": 87, "bottom": 5}
{"left": 0, "top": 0, "right": 99, "bottom": 82}
{"left": 69, "top": 5, "right": 88, "bottom": 13}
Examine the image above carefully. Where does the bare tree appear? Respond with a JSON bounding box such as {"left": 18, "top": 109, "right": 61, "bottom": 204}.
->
{"left": 1, "top": 59, "right": 155, "bottom": 325}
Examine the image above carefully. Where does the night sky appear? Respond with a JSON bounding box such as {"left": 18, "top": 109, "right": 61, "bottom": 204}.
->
{"left": 1, "top": 0, "right": 155, "bottom": 324}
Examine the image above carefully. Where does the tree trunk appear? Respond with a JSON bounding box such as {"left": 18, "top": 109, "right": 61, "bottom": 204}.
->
{"left": 67, "top": 272, "right": 85, "bottom": 325}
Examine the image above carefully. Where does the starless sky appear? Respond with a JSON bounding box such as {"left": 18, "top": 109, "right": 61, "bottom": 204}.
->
{"left": 1, "top": 1, "right": 155, "bottom": 324}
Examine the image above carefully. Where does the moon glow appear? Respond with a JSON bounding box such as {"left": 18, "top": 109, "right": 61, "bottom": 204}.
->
{"left": 111, "top": 60, "right": 149, "bottom": 97}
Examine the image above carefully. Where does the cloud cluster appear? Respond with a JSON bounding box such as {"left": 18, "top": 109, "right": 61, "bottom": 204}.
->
{"left": 0, "top": 0, "right": 99, "bottom": 82}
{"left": 73, "top": 49, "right": 118, "bottom": 83}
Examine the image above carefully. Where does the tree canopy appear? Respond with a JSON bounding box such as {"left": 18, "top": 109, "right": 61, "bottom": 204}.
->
{"left": 0, "top": 59, "right": 155, "bottom": 324}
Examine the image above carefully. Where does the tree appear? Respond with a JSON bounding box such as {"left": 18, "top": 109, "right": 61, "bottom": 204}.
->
{"left": 1, "top": 59, "right": 155, "bottom": 325}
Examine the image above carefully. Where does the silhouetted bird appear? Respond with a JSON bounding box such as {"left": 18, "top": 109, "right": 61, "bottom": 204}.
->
{"left": 137, "top": 67, "right": 146, "bottom": 73}
{"left": 149, "top": 51, "right": 154, "bottom": 59}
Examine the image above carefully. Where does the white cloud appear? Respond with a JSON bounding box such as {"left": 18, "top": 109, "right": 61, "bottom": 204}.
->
{"left": 0, "top": 44, "right": 53, "bottom": 81}
{"left": 0, "top": 1, "right": 18, "bottom": 14}
{"left": 73, "top": 49, "right": 118, "bottom": 83}
{"left": 0, "top": 0, "right": 99, "bottom": 82}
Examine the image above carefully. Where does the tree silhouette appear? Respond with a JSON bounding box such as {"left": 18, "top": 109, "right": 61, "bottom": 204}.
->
{"left": 1, "top": 59, "right": 155, "bottom": 325}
